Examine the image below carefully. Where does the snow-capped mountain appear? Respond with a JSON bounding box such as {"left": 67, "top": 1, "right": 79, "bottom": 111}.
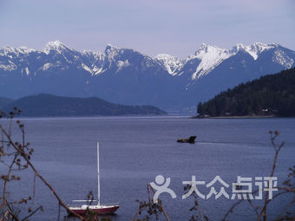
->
{"left": 177, "top": 42, "right": 294, "bottom": 80}
{"left": 0, "top": 41, "right": 294, "bottom": 113}
{"left": 189, "top": 43, "right": 234, "bottom": 80}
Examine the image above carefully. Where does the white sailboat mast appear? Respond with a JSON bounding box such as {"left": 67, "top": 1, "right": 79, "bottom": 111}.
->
{"left": 97, "top": 142, "right": 101, "bottom": 206}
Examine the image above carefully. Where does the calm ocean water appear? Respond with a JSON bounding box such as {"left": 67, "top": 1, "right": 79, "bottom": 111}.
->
{"left": 9, "top": 117, "right": 295, "bottom": 220}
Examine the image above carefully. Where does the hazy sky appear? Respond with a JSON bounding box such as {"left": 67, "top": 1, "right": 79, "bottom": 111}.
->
{"left": 0, "top": 0, "right": 294, "bottom": 57}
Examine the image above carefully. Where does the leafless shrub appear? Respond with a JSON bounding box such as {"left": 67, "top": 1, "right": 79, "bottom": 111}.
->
{"left": 0, "top": 109, "right": 84, "bottom": 220}
{"left": 133, "top": 184, "right": 170, "bottom": 221}
{"left": 222, "top": 130, "right": 295, "bottom": 221}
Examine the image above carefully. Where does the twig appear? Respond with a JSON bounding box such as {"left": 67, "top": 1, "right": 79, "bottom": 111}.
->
{"left": 21, "top": 206, "right": 43, "bottom": 221}
{"left": 0, "top": 124, "right": 85, "bottom": 220}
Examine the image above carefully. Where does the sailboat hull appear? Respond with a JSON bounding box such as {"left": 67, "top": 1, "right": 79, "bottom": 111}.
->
{"left": 69, "top": 204, "right": 119, "bottom": 216}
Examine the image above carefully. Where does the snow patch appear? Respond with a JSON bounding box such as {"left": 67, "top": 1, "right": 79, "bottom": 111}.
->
{"left": 155, "top": 54, "right": 184, "bottom": 75}
{"left": 272, "top": 49, "right": 294, "bottom": 68}
{"left": 0, "top": 63, "right": 17, "bottom": 71}
{"left": 24, "top": 67, "right": 30, "bottom": 75}
{"left": 41, "top": 63, "right": 54, "bottom": 71}
{"left": 81, "top": 63, "right": 93, "bottom": 74}
{"left": 93, "top": 66, "right": 104, "bottom": 75}
{"left": 116, "top": 60, "right": 130, "bottom": 71}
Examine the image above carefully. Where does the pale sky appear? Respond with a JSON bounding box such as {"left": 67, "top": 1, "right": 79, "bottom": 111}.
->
{"left": 0, "top": 0, "right": 294, "bottom": 57}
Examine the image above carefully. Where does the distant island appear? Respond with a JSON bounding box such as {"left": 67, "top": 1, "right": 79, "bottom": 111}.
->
{"left": 0, "top": 94, "right": 167, "bottom": 117}
{"left": 196, "top": 68, "right": 295, "bottom": 118}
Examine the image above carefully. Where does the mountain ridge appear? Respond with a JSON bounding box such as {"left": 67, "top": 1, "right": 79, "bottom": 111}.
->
{"left": 2, "top": 41, "right": 293, "bottom": 77}
{"left": 0, "top": 41, "right": 294, "bottom": 113}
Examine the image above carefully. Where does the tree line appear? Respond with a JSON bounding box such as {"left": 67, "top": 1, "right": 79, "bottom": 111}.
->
{"left": 197, "top": 68, "right": 295, "bottom": 117}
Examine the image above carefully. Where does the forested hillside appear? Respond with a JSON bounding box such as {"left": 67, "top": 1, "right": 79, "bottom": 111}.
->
{"left": 197, "top": 68, "right": 295, "bottom": 117}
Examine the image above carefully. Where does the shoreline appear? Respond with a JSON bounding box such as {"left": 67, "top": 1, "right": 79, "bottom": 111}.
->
{"left": 192, "top": 115, "right": 279, "bottom": 119}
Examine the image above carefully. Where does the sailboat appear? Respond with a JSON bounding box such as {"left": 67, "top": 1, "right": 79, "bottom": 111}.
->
{"left": 68, "top": 142, "right": 119, "bottom": 216}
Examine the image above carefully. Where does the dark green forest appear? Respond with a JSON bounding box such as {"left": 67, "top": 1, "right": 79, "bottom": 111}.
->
{"left": 197, "top": 68, "right": 295, "bottom": 117}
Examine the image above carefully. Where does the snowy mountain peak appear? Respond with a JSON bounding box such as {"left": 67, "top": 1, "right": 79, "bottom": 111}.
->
{"left": 104, "top": 44, "right": 121, "bottom": 59}
{"left": 18, "top": 46, "right": 36, "bottom": 54}
{"left": 195, "top": 43, "right": 229, "bottom": 56}
{"left": 44, "top": 40, "right": 69, "bottom": 53}
{"left": 155, "top": 54, "right": 184, "bottom": 75}
{"left": 105, "top": 44, "right": 119, "bottom": 52}
{"left": 196, "top": 43, "right": 210, "bottom": 53}
{"left": 191, "top": 43, "right": 234, "bottom": 79}
{"left": 0, "top": 46, "right": 36, "bottom": 56}
{"left": 233, "top": 42, "right": 279, "bottom": 60}
{"left": 189, "top": 42, "right": 284, "bottom": 79}
{"left": 46, "top": 40, "right": 66, "bottom": 48}
{"left": 251, "top": 42, "right": 278, "bottom": 50}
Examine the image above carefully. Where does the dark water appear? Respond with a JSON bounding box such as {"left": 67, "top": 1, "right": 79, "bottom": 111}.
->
{"left": 8, "top": 117, "right": 295, "bottom": 220}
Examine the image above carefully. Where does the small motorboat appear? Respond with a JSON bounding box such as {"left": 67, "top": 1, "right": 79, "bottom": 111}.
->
{"left": 68, "top": 142, "right": 119, "bottom": 216}
{"left": 177, "top": 136, "right": 197, "bottom": 144}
